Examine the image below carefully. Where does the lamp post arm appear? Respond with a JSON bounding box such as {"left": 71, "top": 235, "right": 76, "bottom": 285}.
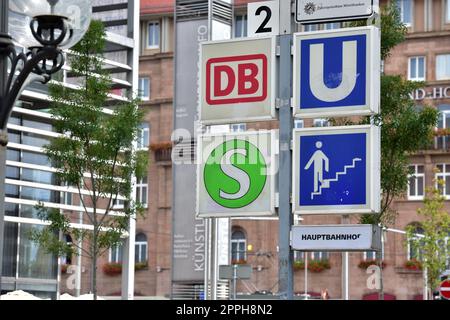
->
{"left": 0, "top": 43, "right": 64, "bottom": 131}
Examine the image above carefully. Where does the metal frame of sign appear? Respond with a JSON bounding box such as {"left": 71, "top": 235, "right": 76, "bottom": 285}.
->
{"left": 199, "top": 36, "right": 277, "bottom": 125}
{"left": 290, "top": 224, "right": 382, "bottom": 251}
{"left": 292, "top": 125, "right": 380, "bottom": 215}
{"left": 196, "top": 130, "right": 278, "bottom": 218}
{"left": 295, "top": 0, "right": 379, "bottom": 24}
{"left": 292, "top": 26, "right": 380, "bottom": 119}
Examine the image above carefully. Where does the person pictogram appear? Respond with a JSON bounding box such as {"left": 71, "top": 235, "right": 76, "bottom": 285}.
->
{"left": 304, "top": 141, "right": 329, "bottom": 193}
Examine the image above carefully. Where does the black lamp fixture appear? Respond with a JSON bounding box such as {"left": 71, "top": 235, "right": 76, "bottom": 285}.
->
{"left": 0, "top": 0, "right": 92, "bottom": 142}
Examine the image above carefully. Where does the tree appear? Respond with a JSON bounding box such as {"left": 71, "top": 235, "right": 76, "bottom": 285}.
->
{"left": 29, "top": 21, "right": 147, "bottom": 300}
{"left": 350, "top": 2, "right": 439, "bottom": 226}
{"left": 340, "top": 2, "right": 439, "bottom": 300}
{"left": 406, "top": 179, "right": 450, "bottom": 300}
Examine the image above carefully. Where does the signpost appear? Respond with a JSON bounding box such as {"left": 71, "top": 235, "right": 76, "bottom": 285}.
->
{"left": 194, "top": 0, "right": 381, "bottom": 300}
{"left": 293, "top": 26, "right": 380, "bottom": 118}
{"left": 291, "top": 224, "right": 382, "bottom": 251}
{"left": 440, "top": 279, "right": 450, "bottom": 300}
{"left": 197, "top": 130, "right": 277, "bottom": 218}
{"left": 199, "top": 37, "right": 277, "bottom": 124}
{"left": 295, "top": 0, "right": 379, "bottom": 24}
{"left": 293, "top": 125, "right": 380, "bottom": 214}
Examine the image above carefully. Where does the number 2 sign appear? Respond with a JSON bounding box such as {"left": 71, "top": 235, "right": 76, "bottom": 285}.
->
{"left": 248, "top": 0, "right": 279, "bottom": 37}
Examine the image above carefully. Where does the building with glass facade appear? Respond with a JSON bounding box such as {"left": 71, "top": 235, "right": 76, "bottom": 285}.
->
{"left": 1, "top": 0, "right": 139, "bottom": 299}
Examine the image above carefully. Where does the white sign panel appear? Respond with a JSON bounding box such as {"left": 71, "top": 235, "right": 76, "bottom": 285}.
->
{"left": 295, "top": 0, "right": 378, "bottom": 23}
{"left": 293, "top": 26, "right": 380, "bottom": 118}
{"left": 248, "top": 0, "right": 280, "bottom": 37}
{"left": 291, "top": 224, "right": 382, "bottom": 251}
{"left": 200, "top": 37, "right": 276, "bottom": 124}
{"left": 293, "top": 125, "right": 380, "bottom": 214}
{"left": 197, "top": 130, "right": 277, "bottom": 218}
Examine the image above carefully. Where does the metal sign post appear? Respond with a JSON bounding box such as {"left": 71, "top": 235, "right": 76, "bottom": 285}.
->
{"left": 277, "top": 0, "right": 294, "bottom": 300}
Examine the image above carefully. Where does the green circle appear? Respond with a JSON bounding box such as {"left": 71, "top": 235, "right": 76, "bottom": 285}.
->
{"left": 204, "top": 139, "right": 267, "bottom": 209}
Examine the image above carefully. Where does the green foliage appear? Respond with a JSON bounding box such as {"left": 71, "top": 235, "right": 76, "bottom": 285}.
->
{"left": 30, "top": 21, "right": 148, "bottom": 298}
{"left": 406, "top": 181, "right": 450, "bottom": 297}
{"left": 351, "top": 1, "right": 407, "bottom": 60}
{"left": 348, "top": 3, "right": 439, "bottom": 225}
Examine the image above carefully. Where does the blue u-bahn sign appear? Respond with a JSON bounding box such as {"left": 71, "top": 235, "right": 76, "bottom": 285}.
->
{"left": 293, "top": 26, "right": 380, "bottom": 118}
{"left": 293, "top": 125, "right": 380, "bottom": 214}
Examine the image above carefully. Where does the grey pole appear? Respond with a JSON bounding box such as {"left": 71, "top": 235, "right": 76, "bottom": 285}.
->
{"left": 342, "top": 215, "right": 350, "bottom": 300}
{"left": 0, "top": 0, "right": 9, "bottom": 294}
{"left": 277, "top": 0, "right": 294, "bottom": 300}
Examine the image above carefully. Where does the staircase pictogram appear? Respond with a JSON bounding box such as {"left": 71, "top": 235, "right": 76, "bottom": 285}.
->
{"left": 311, "top": 158, "right": 362, "bottom": 199}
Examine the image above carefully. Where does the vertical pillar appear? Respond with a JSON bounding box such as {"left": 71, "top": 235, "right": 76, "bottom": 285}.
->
{"left": 121, "top": 0, "right": 140, "bottom": 300}
{"left": 0, "top": 0, "right": 10, "bottom": 294}
{"left": 277, "top": 0, "right": 294, "bottom": 300}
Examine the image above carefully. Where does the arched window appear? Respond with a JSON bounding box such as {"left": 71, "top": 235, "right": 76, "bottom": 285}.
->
{"left": 231, "top": 229, "right": 246, "bottom": 263}
{"left": 407, "top": 223, "right": 424, "bottom": 260}
{"left": 135, "top": 233, "right": 148, "bottom": 263}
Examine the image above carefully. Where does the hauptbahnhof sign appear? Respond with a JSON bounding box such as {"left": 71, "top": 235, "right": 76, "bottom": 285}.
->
{"left": 291, "top": 224, "right": 382, "bottom": 251}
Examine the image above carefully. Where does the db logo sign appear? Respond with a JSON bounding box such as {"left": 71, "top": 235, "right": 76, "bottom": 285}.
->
{"left": 206, "top": 54, "right": 267, "bottom": 105}
{"left": 200, "top": 37, "right": 276, "bottom": 124}
{"left": 293, "top": 26, "right": 380, "bottom": 118}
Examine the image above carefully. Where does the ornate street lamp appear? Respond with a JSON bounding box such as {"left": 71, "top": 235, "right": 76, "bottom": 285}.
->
{"left": 1, "top": 0, "right": 92, "bottom": 131}
{"left": 0, "top": 0, "right": 92, "bottom": 294}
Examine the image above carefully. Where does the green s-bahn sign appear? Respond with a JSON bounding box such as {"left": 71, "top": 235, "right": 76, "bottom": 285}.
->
{"left": 197, "top": 131, "right": 277, "bottom": 217}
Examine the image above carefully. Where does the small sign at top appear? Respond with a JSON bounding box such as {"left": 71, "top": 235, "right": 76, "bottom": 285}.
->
{"left": 296, "top": 0, "right": 379, "bottom": 24}
{"left": 248, "top": 0, "right": 280, "bottom": 37}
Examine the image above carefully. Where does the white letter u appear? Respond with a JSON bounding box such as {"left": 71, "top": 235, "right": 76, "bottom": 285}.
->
{"left": 309, "top": 40, "right": 357, "bottom": 102}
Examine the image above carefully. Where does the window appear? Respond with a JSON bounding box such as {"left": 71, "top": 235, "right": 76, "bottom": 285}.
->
{"left": 61, "top": 234, "right": 73, "bottom": 265}
{"left": 294, "top": 251, "right": 305, "bottom": 261}
{"left": 235, "top": 15, "right": 247, "bottom": 38}
{"left": 112, "top": 199, "right": 124, "bottom": 209}
{"left": 230, "top": 123, "right": 246, "bottom": 132}
{"left": 310, "top": 251, "right": 329, "bottom": 260}
{"left": 408, "top": 56, "right": 425, "bottom": 81}
{"left": 304, "top": 24, "right": 318, "bottom": 32}
{"left": 324, "top": 22, "right": 341, "bottom": 30}
{"left": 294, "top": 119, "right": 304, "bottom": 129}
{"left": 138, "top": 122, "right": 150, "bottom": 149}
{"left": 435, "top": 164, "right": 450, "bottom": 198}
{"left": 397, "top": 0, "right": 412, "bottom": 26}
{"left": 138, "top": 77, "right": 150, "bottom": 101}
{"left": 147, "top": 22, "right": 160, "bottom": 48}
{"left": 407, "top": 224, "right": 424, "bottom": 260}
{"left": 231, "top": 229, "right": 246, "bottom": 263}
{"left": 136, "top": 176, "right": 148, "bottom": 207}
{"left": 436, "top": 54, "right": 450, "bottom": 80}
{"left": 447, "top": 0, "right": 450, "bottom": 23}
{"left": 109, "top": 244, "right": 123, "bottom": 263}
{"left": 408, "top": 164, "right": 425, "bottom": 200}
{"left": 135, "top": 233, "right": 148, "bottom": 264}
{"left": 363, "top": 251, "right": 377, "bottom": 261}
{"left": 313, "top": 118, "right": 329, "bottom": 127}
{"left": 436, "top": 110, "right": 450, "bottom": 149}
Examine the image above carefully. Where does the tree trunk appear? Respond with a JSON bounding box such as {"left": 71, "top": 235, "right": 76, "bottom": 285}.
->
{"left": 92, "top": 229, "right": 98, "bottom": 300}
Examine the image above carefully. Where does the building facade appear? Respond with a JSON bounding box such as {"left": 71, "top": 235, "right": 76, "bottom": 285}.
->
{"left": 1, "top": 0, "right": 140, "bottom": 299}
{"left": 137, "top": 0, "right": 450, "bottom": 300}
